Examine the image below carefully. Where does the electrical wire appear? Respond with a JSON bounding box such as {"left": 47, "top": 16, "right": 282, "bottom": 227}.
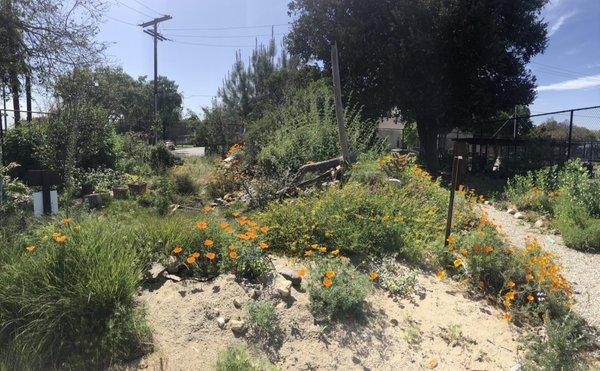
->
{"left": 162, "top": 33, "right": 283, "bottom": 39}
{"left": 162, "top": 23, "right": 290, "bottom": 31}
{"left": 105, "top": 15, "right": 138, "bottom": 26}
{"left": 130, "top": 0, "right": 164, "bottom": 16}
{"left": 113, "top": 0, "right": 153, "bottom": 19}
{"left": 530, "top": 62, "right": 590, "bottom": 78}
{"left": 169, "top": 39, "right": 255, "bottom": 48}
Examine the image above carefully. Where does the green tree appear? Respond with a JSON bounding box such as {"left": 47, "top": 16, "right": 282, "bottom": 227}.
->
{"left": 287, "top": 0, "right": 548, "bottom": 172}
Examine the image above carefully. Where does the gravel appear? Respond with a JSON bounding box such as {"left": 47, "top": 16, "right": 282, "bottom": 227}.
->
{"left": 483, "top": 205, "right": 600, "bottom": 327}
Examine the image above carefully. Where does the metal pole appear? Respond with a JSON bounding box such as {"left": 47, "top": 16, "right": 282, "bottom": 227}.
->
{"left": 567, "top": 110, "right": 574, "bottom": 159}
{"left": 444, "top": 156, "right": 462, "bottom": 246}
{"left": 153, "top": 23, "right": 159, "bottom": 142}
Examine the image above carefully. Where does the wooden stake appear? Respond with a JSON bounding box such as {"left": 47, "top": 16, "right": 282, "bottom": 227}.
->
{"left": 444, "top": 156, "right": 463, "bottom": 246}
{"left": 330, "top": 42, "right": 351, "bottom": 164}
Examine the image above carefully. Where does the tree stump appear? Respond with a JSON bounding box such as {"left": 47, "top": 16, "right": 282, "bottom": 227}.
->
{"left": 84, "top": 193, "right": 103, "bottom": 209}
{"left": 112, "top": 186, "right": 129, "bottom": 199}
{"left": 128, "top": 182, "right": 147, "bottom": 196}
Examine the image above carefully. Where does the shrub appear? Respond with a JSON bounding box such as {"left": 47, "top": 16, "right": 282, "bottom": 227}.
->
{"left": 2, "top": 122, "right": 45, "bottom": 175}
{"left": 215, "top": 345, "right": 276, "bottom": 371}
{"left": 523, "top": 313, "right": 594, "bottom": 370}
{"left": 0, "top": 215, "right": 151, "bottom": 369}
{"left": 306, "top": 256, "right": 372, "bottom": 320}
{"left": 247, "top": 300, "right": 280, "bottom": 336}
{"left": 66, "top": 167, "right": 123, "bottom": 197}
{"left": 116, "top": 132, "right": 152, "bottom": 175}
{"left": 149, "top": 143, "right": 178, "bottom": 172}
{"left": 151, "top": 177, "right": 174, "bottom": 216}
{"left": 171, "top": 165, "right": 199, "bottom": 195}
{"left": 0, "top": 163, "right": 31, "bottom": 214}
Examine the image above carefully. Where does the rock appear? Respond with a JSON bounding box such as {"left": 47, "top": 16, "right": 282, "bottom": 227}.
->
{"left": 510, "top": 361, "right": 522, "bottom": 371}
{"left": 216, "top": 316, "right": 228, "bottom": 329}
{"left": 484, "top": 200, "right": 490, "bottom": 205}
{"left": 279, "top": 267, "right": 302, "bottom": 286}
{"left": 163, "top": 273, "right": 181, "bottom": 282}
{"left": 229, "top": 319, "right": 246, "bottom": 334}
{"left": 204, "top": 308, "right": 220, "bottom": 320}
{"left": 507, "top": 208, "right": 516, "bottom": 215}
{"left": 148, "top": 262, "right": 165, "bottom": 280}
{"left": 426, "top": 357, "right": 438, "bottom": 369}
{"left": 514, "top": 212, "right": 524, "bottom": 219}
{"left": 233, "top": 298, "right": 243, "bottom": 309}
{"left": 534, "top": 219, "right": 544, "bottom": 228}
{"left": 251, "top": 289, "right": 261, "bottom": 299}
{"left": 272, "top": 277, "right": 292, "bottom": 299}
{"left": 388, "top": 178, "right": 403, "bottom": 188}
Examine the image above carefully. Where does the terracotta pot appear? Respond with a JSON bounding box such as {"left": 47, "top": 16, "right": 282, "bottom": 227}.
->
{"left": 127, "top": 182, "right": 147, "bottom": 196}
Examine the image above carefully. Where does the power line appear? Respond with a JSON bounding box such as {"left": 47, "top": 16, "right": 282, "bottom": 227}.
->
{"left": 531, "top": 62, "right": 590, "bottom": 78}
{"left": 530, "top": 62, "right": 589, "bottom": 79}
{"left": 105, "top": 15, "right": 138, "bottom": 26}
{"left": 163, "top": 32, "right": 284, "bottom": 39}
{"left": 113, "top": 0, "right": 153, "bottom": 18}
{"left": 169, "top": 39, "right": 255, "bottom": 48}
{"left": 131, "top": 0, "right": 164, "bottom": 16}
{"left": 162, "top": 22, "right": 290, "bottom": 31}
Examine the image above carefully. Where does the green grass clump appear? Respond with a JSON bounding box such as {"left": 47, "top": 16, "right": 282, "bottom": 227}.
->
{"left": 215, "top": 345, "right": 277, "bottom": 371}
{"left": 247, "top": 300, "right": 280, "bottom": 336}
{"left": 307, "top": 256, "right": 372, "bottom": 320}
{"left": 0, "top": 215, "right": 151, "bottom": 369}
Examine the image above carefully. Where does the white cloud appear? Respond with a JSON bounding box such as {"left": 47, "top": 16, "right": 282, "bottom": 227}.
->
{"left": 548, "top": 10, "right": 577, "bottom": 36}
{"left": 537, "top": 74, "right": 600, "bottom": 91}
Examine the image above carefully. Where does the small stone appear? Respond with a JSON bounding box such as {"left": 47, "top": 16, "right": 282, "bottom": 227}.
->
{"left": 426, "top": 357, "right": 438, "bottom": 369}
{"left": 216, "top": 316, "right": 228, "bottom": 329}
{"left": 507, "top": 208, "right": 516, "bottom": 215}
{"left": 484, "top": 200, "right": 490, "bottom": 205}
{"left": 163, "top": 273, "right": 181, "bottom": 282}
{"left": 230, "top": 319, "right": 246, "bottom": 334}
{"left": 204, "top": 308, "right": 220, "bottom": 320}
{"left": 279, "top": 267, "right": 302, "bottom": 286}
{"left": 510, "top": 361, "right": 522, "bottom": 371}
{"left": 514, "top": 212, "right": 524, "bottom": 219}
{"left": 534, "top": 219, "right": 544, "bottom": 228}
{"left": 148, "top": 262, "right": 165, "bottom": 279}
{"left": 273, "top": 277, "right": 292, "bottom": 299}
{"left": 138, "top": 360, "right": 148, "bottom": 369}
{"left": 388, "top": 178, "right": 403, "bottom": 188}
{"left": 233, "top": 298, "right": 243, "bottom": 309}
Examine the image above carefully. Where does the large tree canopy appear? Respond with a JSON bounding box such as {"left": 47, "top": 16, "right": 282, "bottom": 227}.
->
{"left": 287, "top": 0, "right": 548, "bottom": 171}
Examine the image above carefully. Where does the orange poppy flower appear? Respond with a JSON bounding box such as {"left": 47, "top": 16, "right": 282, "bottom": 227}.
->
{"left": 219, "top": 221, "right": 230, "bottom": 230}
{"left": 228, "top": 250, "right": 238, "bottom": 259}
{"left": 259, "top": 242, "right": 269, "bottom": 250}
{"left": 527, "top": 294, "right": 535, "bottom": 302}
{"left": 503, "top": 312, "right": 512, "bottom": 321}
{"left": 483, "top": 245, "right": 494, "bottom": 253}
{"left": 192, "top": 252, "right": 201, "bottom": 258}
{"left": 436, "top": 270, "right": 446, "bottom": 278}
{"left": 331, "top": 249, "right": 340, "bottom": 256}
{"left": 197, "top": 220, "right": 208, "bottom": 229}
{"left": 248, "top": 220, "right": 257, "bottom": 228}
{"left": 232, "top": 211, "right": 241, "bottom": 217}
{"left": 205, "top": 252, "right": 216, "bottom": 260}
{"left": 322, "top": 278, "right": 333, "bottom": 287}
{"left": 54, "top": 234, "right": 68, "bottom": 243}
{"left": 506, "top": 280, "right": 515, "bottom": 288}
{"left": 245, "top": 231, "right": 257, "bottom": 239}
{"left": 203, "top": 205, "right": 213, "bottom": 213}
{"left": 297, "top": 267, "right": 307, "bottom": 277}
{"left": 459, "top": 248, "right": 468, "bottom": 256}
{"left": 172, "top": 246, "right": 183, "bottom": 254}
{"left": 325, "top": 269, "right": 336, "bottom": 279}
{"left": 26, "top": 245, "right": 36, "bottom": 252}
{"left": 204, "top": 239, "right": 214, "bottom": 247}
{"left": 259, "top": 226, "right": 270, "bottom": 233}
{"left": 369, "top": 271, "right": 378, "bottom": 281}
{"left": 186, "top": 256, "right": 196, "bottom": 264}
{"left": 525, "top": 273, "right": 534, "bottom": 281}
{"left": 453, "top": 258, "right": 463, "bottom": 268}
{"left": 59, "top": 218, "right": 71, "bottom": 226}
{"left": 238, "top": 233, "right": 250, "bottom": 241}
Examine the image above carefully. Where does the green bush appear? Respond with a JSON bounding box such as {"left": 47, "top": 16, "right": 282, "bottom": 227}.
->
{"left": 215, "top": 345, "right": 277, "bottom": 371}
{"left": 247, "top": 300, "right": 280, "bottom": 336}
{"left": 149, "top": 143, "right": 178, "bottom": 172}
{"left": 116, "top": 132, "right": 152, "bottom": 175}
{"left": 66, "top": 167, "right": 123, "bottom": 197}
{"left": 0, "top": 163, "right": 31, "bottom": 214}
{"left": 0, "top": 215, "right": 151, "bottom": 369}
{"left": 172, "top": 166, "right": 198, "bottom": 195}
{"left": 306, "top": 256, "right": 372, "bottom": 320}
{"left": 151, "top": 177, "right": 174, "bottom": 216}
{"left": 2, "top": 122, "right": 45, "bottom": 175}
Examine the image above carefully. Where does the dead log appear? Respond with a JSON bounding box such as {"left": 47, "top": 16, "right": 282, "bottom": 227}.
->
{"left": 278, "top": 156, "right": 345, "bottom": 196}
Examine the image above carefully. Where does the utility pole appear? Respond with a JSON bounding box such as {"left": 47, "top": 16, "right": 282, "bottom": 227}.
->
{"left": 140, "top": 15, "right": 172, "bottom": 143}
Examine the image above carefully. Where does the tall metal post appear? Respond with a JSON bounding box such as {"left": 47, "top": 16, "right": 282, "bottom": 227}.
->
{"left": 567, "top": 109, "right": 574, "bottom": 159}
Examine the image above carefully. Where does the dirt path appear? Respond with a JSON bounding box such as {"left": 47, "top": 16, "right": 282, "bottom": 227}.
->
{"left": 482, "top": 205, "right": 600, "bottom": 327}
{"left": 129, "top": 256, "right": 522, "bottom": 370}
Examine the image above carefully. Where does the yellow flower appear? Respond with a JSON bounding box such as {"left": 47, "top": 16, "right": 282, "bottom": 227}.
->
{"left": 453, "top": 258, "right": 463, "bottom": 268}
{"left": 228, "top": 250, "right": 238, "bottom": 259}
{"left": 204, "top": 239, "right": 214, "bottom": 247}
{"left": 259, "top": 242, "right": 269, "bottom": 250}
{"left": 172, "top": 246, "right": 183, "bottom": 254}
{"left": 186, "top": 256, "right": 196, "bottom": 264}
{"left": 205, "top": 252, "right": 216, "bottom": 260}
{"left": 26, "top": 245, "right": 36, "bottom": 252}
{"left": 232, "top": 211, "right": 241, "bottom": 217}
{"left": 54, "top": 234, "right": 67, "bottom": 243}
{"left": 525, "top": 273, "right": 534, "bottom": 281}
{"left": 483, "top": 245, "right": 494, "bottom": 253}
{"left": 504, "top": 290, "right": 516, "bottom": 301}
{"left": 436, "top": 270, "right": 446, "bottom": 278}
{"left": 369, "top": 271, "right": 378, "bottom": 281}
{"left": 59, "top": 218, "right": 71, "bottom": 226}
{"left": 322, "top": 278, "right": 333, "bottom": 287}
{"left": 331, "top": 249, "right": 340, "bottom": 256}
{"left": 503, "top": 312, "right": 512, "bottom": 321}
{"left": 459, "top": 248, "right": 468, "bottom": 256}
{"left": 319, "top": 246, "right": 327, "bottom": 253}
{"left": 259, "top": 226, "right": 270, "bottom": 233}
{"left": 447, "top": 234, "right": 456, "bottom": 244}
{"left": 325, "top": 269, "right": 336, "bottom": 279}
{"left": 197, "top": 220, "right": 208, "bottom": 229}
{"left": 506, "top": 280, "right": 515, "bottom": 288}
{"left": 297, "top": 267, "right": 307, "bottom": 277}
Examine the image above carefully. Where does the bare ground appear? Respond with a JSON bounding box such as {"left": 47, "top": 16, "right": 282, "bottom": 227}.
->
{"left": 126, "top": 256, "right": 523, "bottom": 371}
{"left": 482, "top": 204, "right": 600, "bottom": 328}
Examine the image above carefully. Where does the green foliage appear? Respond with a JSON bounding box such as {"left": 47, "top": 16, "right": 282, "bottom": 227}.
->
{"left": 0, "top": 215, "right": 151, "bottom": 369}
{"left": 247, "top": 300, "right": 280, "bottom": 336}
{"left": 523, "top": 313, "right": 594, "bottom": 370}
{"left": 116, "top": 132, "right": 152, "bottom": 175}
{"left": 151, "top": 177, "right": 174, "bottom": 216}
{"left": 215, "top": 345, "right": 277, "bottom": 371}
{"left": 307, "top": 256, "right": 372, "bottom": 320}
{"left": 2, "top": 122, "right": 45, "bottom": 173}
{"left": 0, "top": 163, "right": 31, "bottom": 214}
{"left": 149, "top": 143, "right": 178, "bottom": 173}
{"left": 66, "top": 167, "right": 123, "bottom": 197}
{"left": 253, "top": 80, "right": 383, "bottom": 177}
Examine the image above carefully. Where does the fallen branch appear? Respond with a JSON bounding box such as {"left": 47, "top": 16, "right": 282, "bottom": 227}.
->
{"left": 278, "top": 156, "right": 346, "bottom": 196}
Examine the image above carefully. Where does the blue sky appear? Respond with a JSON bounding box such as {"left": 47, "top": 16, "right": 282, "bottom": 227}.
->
{"left": 24, "top": 0, "right": 600, "bottom": 126}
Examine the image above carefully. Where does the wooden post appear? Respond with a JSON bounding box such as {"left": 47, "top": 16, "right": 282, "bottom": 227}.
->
{"left": 444, "top": 156, "right": 462, "bottom": 246}
{"left": 567, "top": 109, "right": 574, "bottom": 159}
{"left": 330, "top": 42, "right": 351, "bottom": 164}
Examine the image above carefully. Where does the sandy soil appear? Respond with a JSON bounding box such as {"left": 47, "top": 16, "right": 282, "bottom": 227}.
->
{"left": 482, "top": 204, "right": 600, "bottom": 328}
{"left": 127, "top": 256, "right": 522, "bottom": 371}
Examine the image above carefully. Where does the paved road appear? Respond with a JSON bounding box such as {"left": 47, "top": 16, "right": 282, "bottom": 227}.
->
{"left": 173, "top": 147, "right": 205, "bottom": 157}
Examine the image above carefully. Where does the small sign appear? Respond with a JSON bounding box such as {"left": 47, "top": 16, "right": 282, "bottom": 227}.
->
{"left": 33, "top": 190, "right": 58, "bottom": 215}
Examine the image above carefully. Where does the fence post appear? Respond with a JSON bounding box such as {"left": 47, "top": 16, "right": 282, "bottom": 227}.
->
{"left": 444, "top": 156, "right": 462, "bottom": 246}
{"left": 567, "top": 109, "right": 574, "bottom": 159}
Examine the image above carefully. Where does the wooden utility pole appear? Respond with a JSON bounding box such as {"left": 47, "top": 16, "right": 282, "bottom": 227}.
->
{"left": 140, "top": 15, "right": 172, "bottom": 142}
{"left": 330, "top": 42, "right": 351, "bottom": 164}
